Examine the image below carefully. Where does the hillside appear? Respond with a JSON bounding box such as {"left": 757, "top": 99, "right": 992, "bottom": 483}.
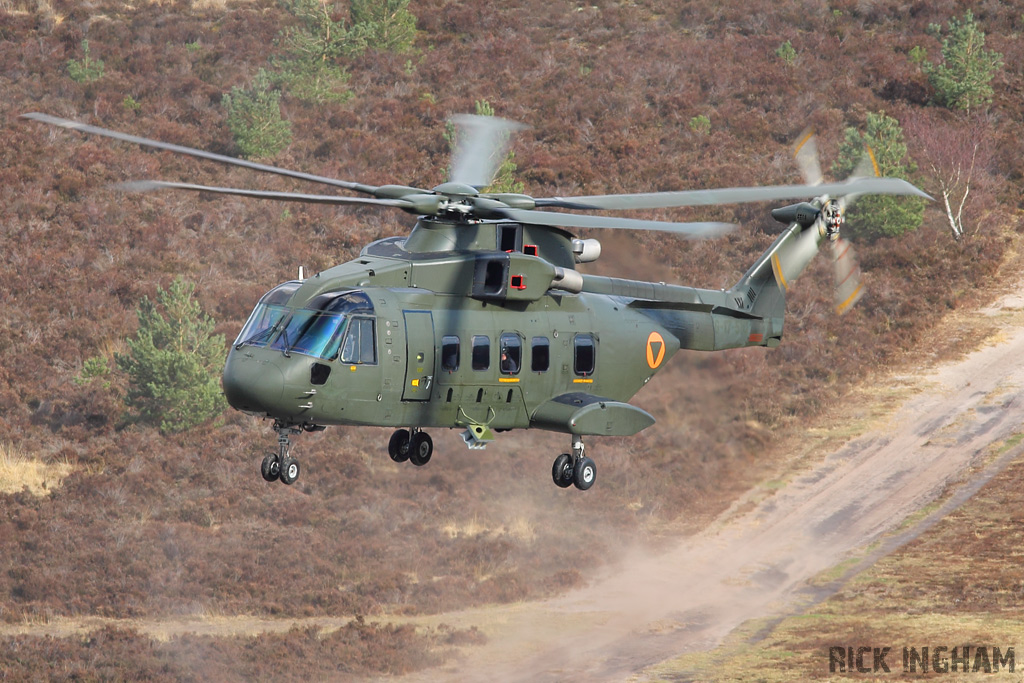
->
{"left": 1, "top": 0, "right": 1022, "bottom": 678}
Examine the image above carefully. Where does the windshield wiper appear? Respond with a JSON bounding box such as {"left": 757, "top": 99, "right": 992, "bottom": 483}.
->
{"left": 237, "top": 325, "right": 276, "bottom": 350}
{"left": 278, "top": 327, "right": 292, "bottom": 358}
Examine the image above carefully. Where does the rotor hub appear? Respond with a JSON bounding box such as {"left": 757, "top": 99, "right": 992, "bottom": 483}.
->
{"left": 822, "top": 199, "right": 843, "bottom": 241}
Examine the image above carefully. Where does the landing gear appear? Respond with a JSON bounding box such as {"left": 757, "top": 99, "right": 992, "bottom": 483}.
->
{"left": 261, "top": 422, "right": 303, "bottom": 485}
{"left": 279, "top": 457, "right": 300, "bottom": 485}
{"left": 552, "top": 453, "right": 573, "bottom": 488}
{"left": 388, "top": 429, "right": 411, "bottom": 462}
{"left": 261, "top": 452, "right": 281, "bottom": 482}
{"left": 409, "top": 431, "right": 433, "bottom": 466}
{"left": 550, "top": 437, "right": 596, "bottom": 491}
{"left": 388, "top": 428, "right": 433, "bottom": 467}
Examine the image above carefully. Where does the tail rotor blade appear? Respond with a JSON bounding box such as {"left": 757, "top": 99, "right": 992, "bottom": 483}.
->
{"left": 794, "top": 130, "right": 823, "bottom": 186}
{"left": 831, "top": 237, "right": 863, "bottom": 314}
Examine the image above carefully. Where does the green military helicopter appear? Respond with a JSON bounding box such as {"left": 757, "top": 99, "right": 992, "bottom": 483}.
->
{"left": 24, "top": 113, "right": 929, "bottom": 491}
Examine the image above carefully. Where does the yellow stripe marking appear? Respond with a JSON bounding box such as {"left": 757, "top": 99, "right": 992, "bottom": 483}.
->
{"left": 498, "top": 377, "right": 520, "bottom": 383}
{"left": 573, "top": 378, "right": 593, "bottom": 384}
{"left": 835, "top": 282, "right": 864, "bottom": 314}
{"left": 771, "top": 252, "right": 788, "bottom": 291}
{"left": 794, "top": 130, "right": 815, "bottom": 156}
{"left": 866, "top": 145, "right": 880, "bottom": 177}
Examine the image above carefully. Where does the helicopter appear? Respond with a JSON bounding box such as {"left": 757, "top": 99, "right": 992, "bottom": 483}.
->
{"left": 24, "top": 112, "right": 929, "bottom": 491}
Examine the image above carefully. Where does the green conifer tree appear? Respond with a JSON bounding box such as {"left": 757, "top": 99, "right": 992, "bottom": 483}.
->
{"left": 222, "top": 70, "right": 292, "bottom": 158}
{"left": 832, "top": 112, "right": 925, "bottom": 242}
{"left": 924, "top": 11, "right": 1002, "bottom": 113}
{"left": 116, "top": 277, "right": 227, "bottom": 434}
{"left": 348, "top": 0, "right": 417, "bottom": 54}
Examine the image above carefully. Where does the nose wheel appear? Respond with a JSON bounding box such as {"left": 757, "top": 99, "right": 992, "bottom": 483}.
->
{"left": 261, "top": 422, "right": 303, "bottom": 485}
{"left": 551, "top": 437, "right": 596, "bottom": 491}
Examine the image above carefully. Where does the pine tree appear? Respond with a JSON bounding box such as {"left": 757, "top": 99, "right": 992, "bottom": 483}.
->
{"left": 222, "top": 70, "right": 292, "bottom": 159}
{"left": 116, "top": 277, "right": 227, "bottom": 434}
{"left": 348, "top": 0, "right": 417, "bottom": 54}
{"left": 832, "top": 112, "right": 925, "bottom": 242}
{"left": 924, "top": 11, "right": 1002, "bottom": 113}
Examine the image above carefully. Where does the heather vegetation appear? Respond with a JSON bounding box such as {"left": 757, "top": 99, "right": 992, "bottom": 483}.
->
{"left": 0, "top": 0, "right": 1021, "bottom": 677}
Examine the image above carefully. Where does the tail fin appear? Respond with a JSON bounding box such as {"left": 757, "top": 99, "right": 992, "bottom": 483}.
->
{"left": 730, "top": 219, "right": 824, "bottom": 324}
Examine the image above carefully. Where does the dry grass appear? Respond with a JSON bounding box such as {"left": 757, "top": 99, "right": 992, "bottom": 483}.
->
{"left": 0, "top": 443, "right": 72, "bottom": 497}
{"left": 441, "top": 515, "right": 536, "bottom": 544}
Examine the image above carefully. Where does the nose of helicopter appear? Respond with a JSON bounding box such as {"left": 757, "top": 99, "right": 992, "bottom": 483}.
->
{"left": 222, "top": 351, "right": 285, "bottom": 416}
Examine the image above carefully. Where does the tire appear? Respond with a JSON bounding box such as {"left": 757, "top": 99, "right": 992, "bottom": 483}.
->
{"left": 409, "top": 432, "right": 433, "bottom": 467}
{"left": 279, "top": 457, "right": 300, "bottom": 485}
{"left": 261, "top": 453, "right": 280, "bottom": 482}
{"left": 573, "top": 456, "right": 596, "bottom": 491}
{"left": 552, "top": 453, "right": 573, "bottom": 488}
{"left": 388, "top": 429, "right": 411, "bottom": 463}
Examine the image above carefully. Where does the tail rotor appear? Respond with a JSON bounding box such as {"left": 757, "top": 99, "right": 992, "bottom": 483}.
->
{"left": 790, "top": 132, "right": 874, "bottom": 315}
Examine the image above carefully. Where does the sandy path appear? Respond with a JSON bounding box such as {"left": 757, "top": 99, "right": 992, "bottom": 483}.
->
{"left": 402, "top": 301, "right": 1024, "bottom": 682}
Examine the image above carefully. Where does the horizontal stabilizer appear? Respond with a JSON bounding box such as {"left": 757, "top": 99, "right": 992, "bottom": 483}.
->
{"left": 531, "top": 393, "right": 655, "bottom": 436}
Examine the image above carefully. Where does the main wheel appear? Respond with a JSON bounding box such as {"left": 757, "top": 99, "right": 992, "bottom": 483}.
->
{"left": 388, "top": 429, "right": 411, "bottom": 463}
{"left": 409, "top": 432, "right": 433, "bottom": 466}
{"left": 261, "top": 453, "right": 280, "bottom": 482}
{"left": 279, "top": 457, "right": 300, "bottom": 485}
{"left": 552, "top": 453, "right": 573, "bottom": 488}
{"left": 573, "top": 456, "right": 596, "bottom": 491}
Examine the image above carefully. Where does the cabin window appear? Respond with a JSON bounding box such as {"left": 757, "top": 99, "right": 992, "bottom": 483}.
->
{"left": 531, "top": 336, "right": 550, "bottom": 372}
{"left": 339, "top": 317, "right": 376, "bottom": 364}
{"left": 499, "top": 333, "right": 521, "bottom": 375}
{"left": 441, "top": 335, "right": 460, "bottom": 372}
{"left": 472, "top": 335, "right": 490, "bottom": 370}
{"left": 574, "top": 333, "right": 596, "bottom": 376}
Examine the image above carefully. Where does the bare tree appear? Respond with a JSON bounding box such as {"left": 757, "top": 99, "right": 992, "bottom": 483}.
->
{"left": 904, "top": 110, "right": 995, "bottom": 240}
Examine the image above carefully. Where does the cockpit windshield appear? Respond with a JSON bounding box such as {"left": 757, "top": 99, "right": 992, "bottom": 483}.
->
{"left": 237, "top": 288, "right": 376, "bottom": 361}
{"left": 233, "top": 281, "right": 302, "bottom": 348}
{"left": 271, "top": 309, "right": 348, "bottom": 359}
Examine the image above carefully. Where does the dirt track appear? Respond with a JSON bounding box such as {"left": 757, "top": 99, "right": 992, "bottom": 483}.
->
{"left": 399, "top": 295, "right": 1024, "bottom": 682}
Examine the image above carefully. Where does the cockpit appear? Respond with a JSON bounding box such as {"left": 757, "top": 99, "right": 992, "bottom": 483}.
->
{"left": 234, "top": 283, "right": 377, "bottom": 364}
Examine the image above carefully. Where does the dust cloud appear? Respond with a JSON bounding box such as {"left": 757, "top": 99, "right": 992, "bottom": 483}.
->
{"left": 404, "top": 320, "right": 1024, "bottom": 682}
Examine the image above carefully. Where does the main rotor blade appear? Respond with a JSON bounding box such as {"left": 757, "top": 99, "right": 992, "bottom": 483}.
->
{"left": 22, "top": 112, "right": 390, "bottom": 197}
{"left": 537, "top": 177, "right": 931, "bottom": 211}
{"left": 492, "top": 207, "right": 733, "bottom": 237}
{"left": 448, "top": 114, "right": 528, "bottom": 189}
{"left": 117, "top": 180, "right": 414, "bottom": 208}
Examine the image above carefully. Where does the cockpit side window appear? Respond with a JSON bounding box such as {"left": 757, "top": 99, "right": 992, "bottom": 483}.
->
{"left": 339, "top": 317, "right": 376, "bottom": 364}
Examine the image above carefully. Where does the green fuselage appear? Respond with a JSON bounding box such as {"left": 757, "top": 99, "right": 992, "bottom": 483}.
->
{"left": 222, "top": 218, "right": 794, "bottom": 437}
